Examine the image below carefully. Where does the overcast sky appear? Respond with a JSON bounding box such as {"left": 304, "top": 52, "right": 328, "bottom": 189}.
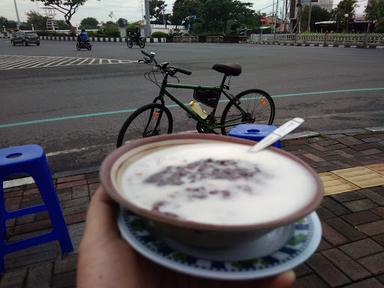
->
{"left": 1, "top": 0, "right": 366, "bottom": 26}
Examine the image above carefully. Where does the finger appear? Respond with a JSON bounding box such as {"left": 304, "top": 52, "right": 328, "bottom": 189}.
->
{"left": 189, "top": 270, "right": 296, "bottom": 288}
{"left": 254, "top": 270, "right": 296, "bottom": 288}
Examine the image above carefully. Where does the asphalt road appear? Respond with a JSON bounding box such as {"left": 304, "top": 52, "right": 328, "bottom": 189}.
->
{"left": 1, "top": 39, "right": 383, "bottom": 173}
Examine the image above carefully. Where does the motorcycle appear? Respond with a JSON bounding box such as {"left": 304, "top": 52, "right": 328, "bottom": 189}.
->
{"left": 76, "top": 41, "right": 92, "bottom": 51}
{"left": 126, "top": 36, "right": 145, "bottom": 48}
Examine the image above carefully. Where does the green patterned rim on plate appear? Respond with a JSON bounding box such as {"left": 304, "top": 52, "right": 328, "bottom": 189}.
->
{"left": 118, "top": 210, "right": 322, "bottom": 280}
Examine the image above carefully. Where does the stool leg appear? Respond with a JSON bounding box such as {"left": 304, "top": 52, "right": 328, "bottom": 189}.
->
{"left": 0, "top": 177, "right": 6, "bottom": 273}
{"left": 31, "top": 158, "right": 73, "bottom": 254}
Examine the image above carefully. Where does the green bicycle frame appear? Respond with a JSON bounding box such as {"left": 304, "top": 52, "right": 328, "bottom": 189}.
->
{"left": 154, "top": 73, "right": 247, "bottom": 131}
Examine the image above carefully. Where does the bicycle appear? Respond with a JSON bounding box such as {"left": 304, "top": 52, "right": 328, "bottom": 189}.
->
{"left": 116, "top": 50, "right": 275, "bottom": 147}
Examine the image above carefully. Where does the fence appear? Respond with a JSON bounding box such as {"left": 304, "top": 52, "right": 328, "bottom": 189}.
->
{"left": 173, "top": 36, "right": 199, "bottom": 43}
{"left": 250, "top": 33, "right": 384, "bottom": 46}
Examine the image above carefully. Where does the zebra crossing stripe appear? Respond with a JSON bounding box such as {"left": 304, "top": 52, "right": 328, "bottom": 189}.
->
{"left": 43, "top": 57, "right": 72, "bottom": 67}
{"left": 25, "top": 57, "right": 62, "bottom": 69}
{"left": 0, "top": 57, "right": 32, "bottom": 69}
{"left": 0, "top": 54, "right": 136, "bottom": 70}
{"left": 0, "top": 56, "right": 23, "bottom": 67}
{"left": 53, "top": 58, "right": 77, "bottom": 66}
{"left": 77, "top": 58, "right": 90, "bottom": 65}
{"left": 3, "top": 57, "right": 51, "bottom": 69}
{"left": 65, "top": 58, "right": 83, "bottom": 65}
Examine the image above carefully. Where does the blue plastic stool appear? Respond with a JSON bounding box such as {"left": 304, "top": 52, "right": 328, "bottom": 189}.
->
{"left": 228, "top": 124, "right": 282, "bottom": 148}
{"left": 0, "top": 144, "right": 73, "bottom": 273}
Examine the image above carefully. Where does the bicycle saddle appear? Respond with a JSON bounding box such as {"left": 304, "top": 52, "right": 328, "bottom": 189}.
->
{"left": 212, "top": 64, "right": 242, "bottom": 76}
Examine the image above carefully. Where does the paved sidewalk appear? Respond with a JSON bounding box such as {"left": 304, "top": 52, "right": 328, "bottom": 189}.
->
{"left": 1, "top": 128, "right": 384, "bottom": 288}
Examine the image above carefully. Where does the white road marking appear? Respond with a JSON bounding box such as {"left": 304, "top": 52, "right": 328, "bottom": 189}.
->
{"left": 52, "top": 57, "right": 77, "bottom": 66}
{"left": 26, "top": 57, "right": 62, "bottom": 68}
{"left": 65, "top": 58, "right": 83, "bottom": 65}
{"left": 3, "top": 177, "right": 35, "bottom": 189}
{"left": 77, "top": 58, "right": 90, "bottom": 65}
{"left": 45, "top": 144, "right": 107, "bottom": 157}
{"left": 0, "top": 54, "right": 136, "bottom": 70}
{"left": 1, "top": 56, "right": 50, "bottom": 69}
{"left": 44, "top": 57, "right": 72, "bottom": 67}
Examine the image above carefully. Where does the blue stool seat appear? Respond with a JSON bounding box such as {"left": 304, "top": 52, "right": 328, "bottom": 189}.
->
{"left": 0, "top": 144, "right": 73, "bottom": 273}
{"left": 228, "top": 124, "right": 282, "bottom": 148}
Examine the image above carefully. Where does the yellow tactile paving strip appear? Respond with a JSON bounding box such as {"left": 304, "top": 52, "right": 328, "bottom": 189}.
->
{"left": 319, "top": 172, "right": 360, "bottom": 196}
{"left": 366, "top": 163, "right": 384, "bottom": 176}
{"left": 321, "top": 163, "right": 384, "bottom": 196}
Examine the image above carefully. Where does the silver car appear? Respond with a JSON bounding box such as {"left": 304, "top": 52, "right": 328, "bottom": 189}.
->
{"left": 11, "top": 31, "right": 40, "bottom": 46}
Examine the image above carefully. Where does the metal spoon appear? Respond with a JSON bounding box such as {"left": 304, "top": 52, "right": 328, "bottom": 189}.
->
{"left": 249, "top": 118, "right": 305, "bottom": 153}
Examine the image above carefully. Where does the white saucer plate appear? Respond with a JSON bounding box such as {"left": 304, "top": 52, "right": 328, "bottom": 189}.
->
{"left": 118, "top": 210, "right": 322, "bottom": 280}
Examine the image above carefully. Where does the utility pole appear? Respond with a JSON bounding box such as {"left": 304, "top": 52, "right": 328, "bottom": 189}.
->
{"left": 13, "top": 0, "right": 21, "bottom": 29}
{"left": 144, "top": 0, "right": 152, "bottom": 37}
{"left": 272, "top": 0, "right": 275, "bottom": 34}
{"left": 307, "top": 0, "right": 312, "bottom": 32}
{"left": 275, "top": 0, "right": 279, "bottom": 32}
{"left": 285, "top": 0, "right": 289, "bottom": 32}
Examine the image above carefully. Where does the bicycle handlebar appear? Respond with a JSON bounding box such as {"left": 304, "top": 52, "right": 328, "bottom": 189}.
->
{"left": 140, "top": 50, "right": 192, "bottom": 76}
{"left": 173, "top": 67, "right": 192, "bottom": 75}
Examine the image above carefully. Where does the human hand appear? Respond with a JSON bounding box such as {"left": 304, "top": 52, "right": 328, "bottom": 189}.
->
{"left": 77, "top": 186, "right": 295, "bottom": 288}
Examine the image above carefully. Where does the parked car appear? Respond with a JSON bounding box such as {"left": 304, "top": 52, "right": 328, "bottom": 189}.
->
{"left": 11, "top": 31, "right": 40, "bottom": 46}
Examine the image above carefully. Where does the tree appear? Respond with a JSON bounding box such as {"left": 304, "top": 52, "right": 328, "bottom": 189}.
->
{"left": 80, "top": 17, "right": 99, "bottom": 29}
{"left": 30, "top": 0, "right": 86, "bottom": 29}
{"left": 149, "top": 0, "right": 168, "bottom": 24}
{"left": 26, "top": 11, "right": 48, "bottom": 30}
{"left": 172, "top": 0, "right": 200, "bottom": 25}
{"left": 56, "top": 20, "right": 70, "bottom": 29}
{"left": 0, "top": 16, "right": 8, "bottom": 28}
{"left": 97, "top": 21, "right": 119, "bottom": 37}
{"left": 229, "top": 1, "right": 259, "bottom": 32}
{"left": 19, "top": 22, "right": 32, "bottom": 30}
{"left": 117, "top": 18, "right": 127, "bottom": 28}
{"left": 301, "top": 5, "right": 331, "bottom": 32}
{"left": 126, "top": 21, "right": 142, "bottom": 34}
{"left": 365, "top": 0, "right": 384, "bottom": 32}
{"left": 197, "top": 0, "right": 256, "bottom": 34}
{"left": 7, "top": 20, "right": 18, "bottom": 29}
{"left": 332, "top": 0, "right": 357, "bottom": 32}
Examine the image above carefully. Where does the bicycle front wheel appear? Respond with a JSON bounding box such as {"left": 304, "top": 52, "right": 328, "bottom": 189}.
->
{"left": 116, "top": 103, "right": 173, "bottom": 147}
{"left": 220, "top": 89, "right": 275, "bottom": 135}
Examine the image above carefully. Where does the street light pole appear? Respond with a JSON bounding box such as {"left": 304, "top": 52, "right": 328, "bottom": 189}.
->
{"left": 13, "top": 0, "right": 21, "bottom": 29}
{"left": 272, "top": 0, "right": 275, "bottom": 34}
{"left": 144, "top": 0, "right": 152, "bottom": 38}
{"left": 307, "top": 0, "right": 312, "bottom": 32}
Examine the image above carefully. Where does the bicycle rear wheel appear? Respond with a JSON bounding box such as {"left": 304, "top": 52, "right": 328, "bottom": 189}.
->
{"left": 116, "top": 103, "right": 173, "bottom": 147}
{"left": 220, "top": 89, "right": 275, "bottom": 135}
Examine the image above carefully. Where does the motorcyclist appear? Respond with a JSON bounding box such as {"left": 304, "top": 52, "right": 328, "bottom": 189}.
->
{"left": 77, "top": 28, "right": 89, "bottom": 45}
{"left": 130, "top": 28, "right": 141, "bottom": 43}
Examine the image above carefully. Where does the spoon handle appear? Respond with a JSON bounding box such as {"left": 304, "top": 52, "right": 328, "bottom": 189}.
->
{"left": 249, "top": 118, "right": 305, "bottom": 153}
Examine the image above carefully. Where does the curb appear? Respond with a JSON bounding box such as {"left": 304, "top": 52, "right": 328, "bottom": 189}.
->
{"left": 38, "top": 36, "right": 167, "bottom": 43}
{"left": 0, "top": 36, "right": 167, "bottom": 43}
